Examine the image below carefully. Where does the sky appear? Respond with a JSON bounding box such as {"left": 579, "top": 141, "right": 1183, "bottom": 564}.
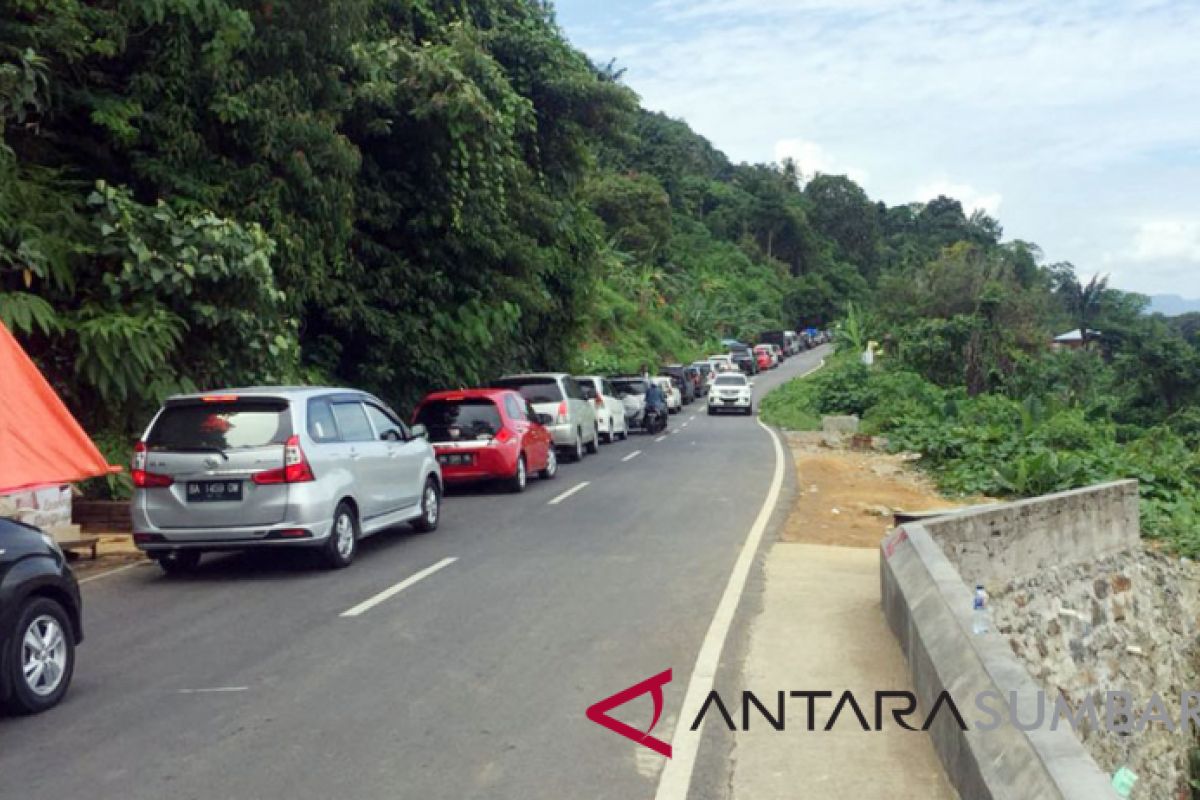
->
{"left": 552, "top": 0, "right": 1200, "bottom": 298}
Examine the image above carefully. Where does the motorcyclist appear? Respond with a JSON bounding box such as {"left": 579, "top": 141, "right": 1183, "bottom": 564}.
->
{"left": 643, "top": 379, "right": 668, "bottom": 423}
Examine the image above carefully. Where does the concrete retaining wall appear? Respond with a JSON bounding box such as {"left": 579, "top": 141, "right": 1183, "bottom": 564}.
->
{"left": 926, "top": 480, "right": 1140, "bottom": 587}
{"left": 880, "top": 480, "right": 1139, "bottom": 800}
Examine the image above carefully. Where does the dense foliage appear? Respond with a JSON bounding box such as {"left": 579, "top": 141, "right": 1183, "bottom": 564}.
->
{"left": 762, "top": 204, "right": 1200, "bottom": 554}
{"left": 0, "top": 2, "right": 852, "bottom": 431}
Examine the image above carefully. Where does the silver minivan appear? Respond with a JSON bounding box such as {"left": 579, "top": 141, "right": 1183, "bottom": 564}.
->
{"left": 131, "top": 388, "right": 442, "bottom": 572}
{"left": 489, "top": 373, "right": 598, "bottom": 461}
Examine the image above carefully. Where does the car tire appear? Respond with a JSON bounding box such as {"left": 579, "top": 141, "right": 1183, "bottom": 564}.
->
{"left": 586, "top": 427, "right": 600, "bottom": 454}
{"left": 411, "top": 477, "right": 442, "bottom": 533}
{"left": 156, "top": 550, "right": 202, "bottom": 576}
{"left": 708, "top": 407, "right": 716, "bottom": 416}
{"left": 745, "top": 406, "right": 754, "bottom": 416}
{"left": 618, "top": 424, "right": 628, "bottom": 441}
{"left": 323, "top": 502, "right": 358, "bottom": 569}
{"left": 507, "top": 455, "right": 528, "bottom": 494}
{"left": 567, "top": 432, "right": 584, "bottom": 462}
{"left": 602, "top": 421, "right": 613, "bottom": 444}
{"left": 539, "top": 447, "right": 558, "bottom": 480}
{"left": 3, "top": 597, "right": 75, "bottom": 715}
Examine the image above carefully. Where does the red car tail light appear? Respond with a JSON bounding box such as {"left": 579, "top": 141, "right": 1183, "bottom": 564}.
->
{"left": 494, "top": 427, "right": 514, "bottom": 444}
{"left": 594, "top": 396, "right": 604, "bottom": 408}
{"left": 555, "top": 401, "right": 569, "bottom": 425}
{"left": 131, "top": 441, "right": 174, "bottom": 488}
{"left": 253, "top": 435, "right": 315, "bottom": 485}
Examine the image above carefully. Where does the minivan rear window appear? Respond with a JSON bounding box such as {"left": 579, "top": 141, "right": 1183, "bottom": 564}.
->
{"left": 415, "top": 399, "right": 503, "bottom": 442}
{"left": 611, "top": 379, "right": 649, "bottom": 396}
{"left": 490, "top": 377, "right": 564, "bottom": 404}
{"left": 147, "top": 401, "right": 291, "bottom": 451}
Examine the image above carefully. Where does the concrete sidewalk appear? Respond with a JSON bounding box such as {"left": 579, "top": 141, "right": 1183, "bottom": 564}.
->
{"left": 730, "top": 543, "right": 957, "bottom": 800}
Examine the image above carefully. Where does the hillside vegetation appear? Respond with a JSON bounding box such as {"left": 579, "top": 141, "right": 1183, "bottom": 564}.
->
{"left": 4, "top": 2, "right": 859, "bottom": 437}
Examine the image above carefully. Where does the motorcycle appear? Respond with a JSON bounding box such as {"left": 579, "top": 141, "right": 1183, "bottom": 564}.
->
{"left": 642, "top": 405, "right": 668, "bottom": 435}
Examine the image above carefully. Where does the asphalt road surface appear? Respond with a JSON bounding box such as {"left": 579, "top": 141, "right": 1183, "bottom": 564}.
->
{"left": 0, "top": 347, "right": 829, "bottom": 800}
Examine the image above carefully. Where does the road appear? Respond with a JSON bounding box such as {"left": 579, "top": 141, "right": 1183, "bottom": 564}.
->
{"left": 0, "top": 347, "right": 828, "bottom": 800}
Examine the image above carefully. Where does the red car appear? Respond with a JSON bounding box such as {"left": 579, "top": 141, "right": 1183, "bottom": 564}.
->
{"left": 413, "top": 389, "right": 557, "bottom": 492}
{"left": 753, "top": 346, "right": 773, "bottom": 371}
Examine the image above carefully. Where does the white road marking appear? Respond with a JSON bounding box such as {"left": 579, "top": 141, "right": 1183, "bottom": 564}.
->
{"left": 340, "top": 557, "right": 458, "bottom": 618}
{"left": 654, "top": 417, "right": 787, "bottom": 800}
{"left": 79, "top": 561, "right": 150, "bottom": 585}
{"left": 681, "top": 421, "right": 690, "bottom": 429}
{"left": 547, "top": 481, "right": 590, "bottom": 506}
{"left": 622, "top": 450, "right": 643, "bottom": 463}
{"left": 178, "top": 686, "right": 248, "bottom": 694}
{"left": 654, "top": 435, "right": 667, "bottom": 443}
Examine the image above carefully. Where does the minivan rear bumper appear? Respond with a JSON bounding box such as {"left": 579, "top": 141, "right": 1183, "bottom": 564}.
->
{"left": 132, "top": 517, "right": 334, "bottom": 552}
{"left": 546, "top": 422, "right": 581, "bottom": 448}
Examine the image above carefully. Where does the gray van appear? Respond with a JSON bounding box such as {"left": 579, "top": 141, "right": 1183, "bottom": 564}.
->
{"left": 131, "top": 388, "right": 442, "bottom": 573}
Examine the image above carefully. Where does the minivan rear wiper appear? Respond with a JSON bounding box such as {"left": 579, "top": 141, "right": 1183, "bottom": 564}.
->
{"left": 166, "top": 446, "right": 230, "bottom": 460}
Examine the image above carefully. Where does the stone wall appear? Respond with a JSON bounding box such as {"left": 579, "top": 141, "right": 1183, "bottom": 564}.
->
{"left": 992, "top": 548, "right": 1200, "bottom": 799}
{"left": 925, "top": 480, "right": 1139, "bottom": 587}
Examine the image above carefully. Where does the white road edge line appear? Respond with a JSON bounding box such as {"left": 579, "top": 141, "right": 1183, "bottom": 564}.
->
{"left": 622, "top": 450, "right": 643, "bottom": 463}
{"left": 340, "top": 557, "right": 458, "bottom": 618}
{"left": 178, "top": 686, "right": 249, "bottom": 694}
{"left": 653, "top": 416, "right": 786, "bottom": 800}
{"left": 547, "top": 481, "right": 590, "bottom": 506}
{"left": 79, "top": 561, "right": 149, "bottom": 585}
{"left": 654, "top": 435, "right": 668, "bottom": 443}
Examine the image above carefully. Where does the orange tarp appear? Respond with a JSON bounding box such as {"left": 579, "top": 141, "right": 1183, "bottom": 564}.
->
{"left": 0, "top": 320, "right": 118, "bottom": 495}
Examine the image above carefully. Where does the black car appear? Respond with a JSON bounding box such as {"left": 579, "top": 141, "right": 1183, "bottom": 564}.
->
{"left": 729, "top": 346, "right": 760, "bottom": 375}
{"left": 1, "top": 517, "right": 83, "bottom": 715}
{"left": 660, "top": 365, "right": 696, "bottom": 404}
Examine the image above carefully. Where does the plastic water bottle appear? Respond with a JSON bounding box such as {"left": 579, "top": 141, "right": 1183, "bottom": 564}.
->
{"left": 972, "top": 585, "right": 989, "bottom": 635}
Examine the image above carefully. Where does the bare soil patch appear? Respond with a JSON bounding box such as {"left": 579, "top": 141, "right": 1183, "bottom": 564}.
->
{"left": 781, "top": 432, "right": 968, "bottom": 548}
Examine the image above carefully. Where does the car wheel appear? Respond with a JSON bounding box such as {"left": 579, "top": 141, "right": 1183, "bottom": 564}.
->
{"left": 539, "top": 447, "right": 558, "bottom": 480}
{"left": 507, "top": 455, "right": 528, "bottom": 493}
{"left": 568, "top": 432, "right": 584, "bottom": 462}
{"left": 602, "top": 421, "right": 613, "bottom": 444}
{"left": 586, "top": 426, "right": 600, "bottom": 454}
{"left": 323, "top": 502, "right": 358, "bottom": 568}
{"left": 3, "top": 597, "right": 75, "bottom": 715}
{"left": 708, "top": 407, "right": 716, "bottom": 416}
{"left": 618, "top": 423, "right": 628, "bottom": 441}
{"left": 156, "top": 550, "right": 202, "bottom": 576}
{"left": 745, "top": 406, "right": 754, "bottom": 416}
{"left": 411, "top": 477, "right": 441, "bottom": 532}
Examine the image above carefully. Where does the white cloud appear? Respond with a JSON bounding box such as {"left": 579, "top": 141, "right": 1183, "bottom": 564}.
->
{"left": 1129, "top": 220, "right": 1200, "bottom": 264}
{"left": 773, "top": 138, "right": 870, "bottom": 187}
{"left": 915, "top": 180, "right": 1003, "bottom": 217}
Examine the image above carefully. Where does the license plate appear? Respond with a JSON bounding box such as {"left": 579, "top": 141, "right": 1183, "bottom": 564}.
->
{"left": 723, "top": 398, "right": 738, "bottom": 404}
{"left": 187, "top": 480, "right": 243, "bottom": 502}
{"left": 439, "top": 454, "right": 474, "bottom": 466}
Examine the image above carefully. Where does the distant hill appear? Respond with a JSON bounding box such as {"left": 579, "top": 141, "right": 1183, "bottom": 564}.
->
{"left": 1149, "top": 294, "right": 1200, "bottom": 316}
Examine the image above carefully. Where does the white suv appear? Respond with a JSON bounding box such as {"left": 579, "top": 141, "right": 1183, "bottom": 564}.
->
{"left": 708, "top": 373, "right": 754, "bottom": 415}
{"left": 490, "top": 374, "right": 599, "bottom": 461}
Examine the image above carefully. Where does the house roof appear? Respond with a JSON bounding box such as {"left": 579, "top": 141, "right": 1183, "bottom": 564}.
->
{"left": 1053, "top": 328, "right": 1102, "bottom": 343}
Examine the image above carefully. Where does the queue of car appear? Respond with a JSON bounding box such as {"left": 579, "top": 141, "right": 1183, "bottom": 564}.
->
{"left": 1, "top": 331, "right": 828, "bottom": 715}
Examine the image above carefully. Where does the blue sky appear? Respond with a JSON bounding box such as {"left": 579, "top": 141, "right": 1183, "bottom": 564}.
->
{"left": 552, "top": 0, "right": 1200, "bottom": 298}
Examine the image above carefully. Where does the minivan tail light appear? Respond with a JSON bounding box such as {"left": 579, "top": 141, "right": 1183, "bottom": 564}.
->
{"left": 131, "top": 441, "right": 174, "bottom": 488}
{"left": 252, "top": 435, "right": 315, "bottom": 485}
{"left": 555, "top": 401, "right": 568, "bottom": 425}
{"left": 593, "top": 395, "right": 604, "bottom": 408}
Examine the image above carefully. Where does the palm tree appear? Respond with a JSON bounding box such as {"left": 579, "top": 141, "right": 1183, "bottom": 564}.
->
{"left": 1059, "top": 272, "right": 1108, "bottom": 347}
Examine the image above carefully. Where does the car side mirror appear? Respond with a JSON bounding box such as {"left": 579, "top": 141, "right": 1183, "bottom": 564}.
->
{"left": 536, "top": 413, "right": 553, "bottom": 426}
{"left": 411, "top": 423, "right": 429, "bottom": 439}
{"left": 382, "top": 429, "right": 401, "bottom": 442}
